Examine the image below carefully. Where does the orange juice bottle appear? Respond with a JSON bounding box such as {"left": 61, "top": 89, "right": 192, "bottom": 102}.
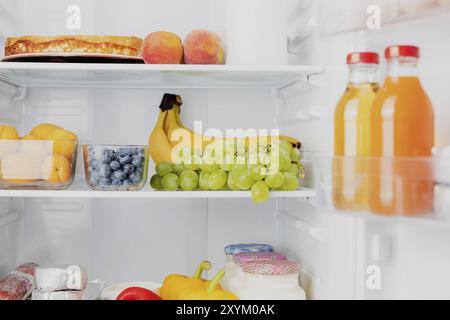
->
{"left": 369, "top": 45, "right": 434, "bottom": 216}
{"left": 333, "top": 52, "right": 380, "bottom": 211}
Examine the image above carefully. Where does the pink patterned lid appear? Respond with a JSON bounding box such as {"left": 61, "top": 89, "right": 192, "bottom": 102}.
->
{"left": 242, "top": 260, "right": 300, "bottom": 276}
{"left": 232, "top": 252, "right": 287, "bottom": 266}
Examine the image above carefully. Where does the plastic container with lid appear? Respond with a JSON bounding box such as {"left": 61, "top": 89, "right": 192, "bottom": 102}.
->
{"left": 222, "top": 252, "right": 286, "bottom": 293}
{"left": 235, "top": 260, "right": 306, "bottom": 300}
{"left": 222, "top": 244, "right": 274, "bottom": 292}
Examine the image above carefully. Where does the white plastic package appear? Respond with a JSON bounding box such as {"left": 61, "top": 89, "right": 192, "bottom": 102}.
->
{"left": 35, "top": 265, "right": 88, "bottom": 293}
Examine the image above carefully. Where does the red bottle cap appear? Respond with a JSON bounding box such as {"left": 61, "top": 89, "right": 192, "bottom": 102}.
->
{"left": 347, "top": 52, "right": 379, "bottom": 65}
{"left": 385, "top": 45, "right": 420, "bottom": 59}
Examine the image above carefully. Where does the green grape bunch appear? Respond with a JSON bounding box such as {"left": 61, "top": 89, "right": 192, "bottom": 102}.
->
{"left": 150, "top": 138, "right": 304, "bottom": 204}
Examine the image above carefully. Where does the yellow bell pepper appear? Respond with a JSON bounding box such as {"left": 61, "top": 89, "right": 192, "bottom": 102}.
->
{"left": 161, "top": 261, "right": 212, "bottom": 300}
{"left": 180, "top": 269, "right": 239, "bottom": 300}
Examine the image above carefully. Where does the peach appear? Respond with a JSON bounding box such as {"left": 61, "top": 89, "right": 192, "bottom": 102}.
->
{"left": 30, "top": 123, "right": 62, "bottom": 139}
{"left": 183, "top": 30, "right": 223, "bottom": 65}
{"left": 47, "top": 129, "right": 78, "bottom": 159}
{"left": 142, "top": 31, "right": 183, "bottom": 64}
{"left": 41, "top": 154, "right": 73, "bottom": 183}
{"left": 0, "top": 124, "right": 20, "bottom": 157}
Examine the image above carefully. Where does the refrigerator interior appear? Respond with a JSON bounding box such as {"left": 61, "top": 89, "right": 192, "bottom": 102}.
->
{"left": 0, "top": 0, "right": 450, "bottom": 300}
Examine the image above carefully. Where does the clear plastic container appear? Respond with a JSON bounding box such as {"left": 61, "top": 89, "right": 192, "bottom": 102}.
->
{"left": 0, "top": 139, "right": 77, "bottom": 190}
{"left": 83, "top": 145, "right": 148, "bottom": 191}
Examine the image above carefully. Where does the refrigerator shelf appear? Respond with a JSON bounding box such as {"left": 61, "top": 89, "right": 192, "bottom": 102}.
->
{"left": 0, "top": 63, "right": 324, "bottom": 89}
{"left": 328, "top": 210, "right": 450, "bottom": 230}
{"left": 0, "top": 180, "right": 316, "bottom": 199}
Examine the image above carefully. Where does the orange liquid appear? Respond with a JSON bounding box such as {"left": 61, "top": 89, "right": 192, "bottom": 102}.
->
{"left": 369, "top": 76, "right": 434, "bottom": 215}
{"left": 333, "top": 83, "right": 379, "bottom": 211}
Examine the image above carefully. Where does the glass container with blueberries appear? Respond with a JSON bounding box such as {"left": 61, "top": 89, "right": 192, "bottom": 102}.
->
{"left": 83, "top": 145, "right": 148, "bottom": 191}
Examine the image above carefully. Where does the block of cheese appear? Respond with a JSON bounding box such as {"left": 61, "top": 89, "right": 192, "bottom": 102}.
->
{"left": 35, "top": 265, "right": 87, "bottom": 293}
{"left": 32, "top": 289, "right": 83, "bottom": 300}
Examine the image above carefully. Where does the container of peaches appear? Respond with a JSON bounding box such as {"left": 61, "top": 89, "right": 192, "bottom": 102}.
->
{"left": 0, "top": 124, "right": 78, "bottom": 190}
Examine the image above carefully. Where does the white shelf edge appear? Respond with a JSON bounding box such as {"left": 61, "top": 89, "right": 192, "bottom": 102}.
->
{"left": 0, "top": 186, "right": 316, "bottom": 200}
{"left": 0, "top": 63, "right": 324, "bottom": 89}
{"left": 0, "top": 62, "right": 324, "bottom": 73}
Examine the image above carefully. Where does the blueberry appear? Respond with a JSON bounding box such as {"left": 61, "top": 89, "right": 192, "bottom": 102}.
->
{"left": 117, "top": 148, "right": 129, "bottom": 157}
{"left": 113, "top": 170, "right": 126, "bottom": 180}
{"left": 131, "top": 155, "right": 143, "bottom": 167}
{"left": 119, "top": 155, "right": 131, "bottom": 165}
{"left": 129, "top": 171, "right": 142, "bottom": 184}
{"left": 110, "top": 161, "right": 120, "bottom": 171}
{"left": 123, "top": 179, "right": 133, "bottom": 186}
{"left": 112, "top": 179, "right": 123, "bottom": 186}
{"left": 99, "top": 178, "right": 112, "bottom": 186}
{"left": 123, "top": 164, "right": 135, "bottom": 174}
{"left": 103, "top": 154, "right": 113, "bottom": 164}
{"left": 90, "top": 159, "right": 99, "bottom": 169}
{"left": 99, "top": 164, "right": 112, "bottom": 178}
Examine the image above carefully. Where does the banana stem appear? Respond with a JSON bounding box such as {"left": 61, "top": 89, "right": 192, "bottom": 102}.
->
{"left": 193, "top": 261, "right": 212, "bottom": 279}
{"left": 207, "top": 269, "right": 226, "bottom": 293}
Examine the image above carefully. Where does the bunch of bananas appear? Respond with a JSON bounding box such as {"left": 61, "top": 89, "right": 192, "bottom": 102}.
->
{"left": 148, "top": 94, "right": 301, "bottom": 164}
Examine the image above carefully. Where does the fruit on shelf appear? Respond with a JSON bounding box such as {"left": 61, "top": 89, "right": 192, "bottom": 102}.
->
{"left": 142, "top": 31, "right": 183, "bottom": 64}
{"left": 179, "top": 170, "right": 199, "bottom": 191}
{"left": 83, "top": 145, "right": 147, "bottom": 191}
{"left": 265, "top": 171, "right": 284, "bottom": 189}
{"left": 47, "top": 129, "right": 78, "bottom": 160}
{"left": 251, "top": 181, "right": 270, "bottom": 204}
{"left": 0, "top": 123, "right": 77, "bottom": 188}
{"left": 183, "top": 30, "right": 223, "bottom": 65}
{"left": 150, "top": 174, "right": 164, "bottom": 190}
{"left": 148, "top": 94, "right": 301, "bottom": 167}
{"left": 41, "top": 154, "right": 73, "bottom": 183}
{"left": 0, "top": 124, "right": 20, "bottom": 139}
{"left": 30, "top": 123, "right": 62, "bottom": 139}
{"left": 147, "top": 93, "right": 305, "bottom": 203}
{"left": 155, "top": 161, "right": 173, "bottom": 177}
{"left": 148, "top": 108, "right": 174, "bottom": 164}
{"left": 0, "top": 124, "right": 20, "bottom": 157}
{"left": 116, "top": 287, "right": 161, "bottom": 300}
{"left": 162, "top": 172, "right": 179, "bottom": 191}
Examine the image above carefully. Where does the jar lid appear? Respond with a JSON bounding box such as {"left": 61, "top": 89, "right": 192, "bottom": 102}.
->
{"left": 385, "top": 45, "right": 419, "bottom": 59}
{"left": 347, "top": 52, "right": 379, "bottom": 65}
{"left": 224, "top": 244, "right": 273, "bottom": 255}
{"left": 242, "top": 260, "right": 300, "bottom": 276}
{"left": 233, "top": 252, "right": 287, "bottom": 266}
